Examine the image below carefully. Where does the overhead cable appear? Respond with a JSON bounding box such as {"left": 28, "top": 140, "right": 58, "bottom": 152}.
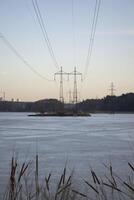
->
{"left": 84, "top": 0, "right": 101, "bottom": 79}
{"left": 0, "top": 33, "right": 53, "bottom": 81}
{"left": 72, "top": 0, "right": 76, "bottom": 67}
{"left": 32, "top": 0, "right": 59, "bottom": 70}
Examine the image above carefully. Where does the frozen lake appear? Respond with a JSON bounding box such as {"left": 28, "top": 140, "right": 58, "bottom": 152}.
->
{"left": 0, "top": 112, "right": 134, "bottom": 193}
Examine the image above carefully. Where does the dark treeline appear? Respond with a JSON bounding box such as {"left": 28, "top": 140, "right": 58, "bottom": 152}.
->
{"left": 77, "top": 93, "right": 134, "bottom": 112}
{"left": 0, "top": 93, "right": 134, "bottom": 112}
{"left": 0, "top": 99, "right": 63, "bottom": 112}
{"left": 0, "top": 101, "right": 34, "bottom": 112}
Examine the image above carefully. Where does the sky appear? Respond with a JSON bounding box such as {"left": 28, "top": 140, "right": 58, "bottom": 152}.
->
{"left": 0, "top": 0, "right": 134, "bottom": 101}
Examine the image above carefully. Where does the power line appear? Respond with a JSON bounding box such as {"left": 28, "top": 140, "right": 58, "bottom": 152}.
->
{"left": 67, "top": 90, "right": 72, "bottom": 104}
{"left": 0, "top": 33, "right": 53, "bottom": 81}
{"left": 109, "top": 82, "right": 116, "bottom": 96}
{"left": 54, "top": 67, "right": 69, "bottom": 102}
{"left": 32, "top": 0, "right": 59, "bottom": 70}
{"left": 0, "top": 91, "right": 6, "bottom": 101}
{"left": 84, "top": 0, "right": 101, "bottom": 79}
{"left": 72, "top": 0, "right": 76, "bottom": 67}
{"left": 69, "top": 67, "right": 82, "bottom": 104}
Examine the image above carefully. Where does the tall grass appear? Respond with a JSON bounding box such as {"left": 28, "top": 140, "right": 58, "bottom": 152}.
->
{"left": 3, "top": 155, "right": 134, "bottom": 200}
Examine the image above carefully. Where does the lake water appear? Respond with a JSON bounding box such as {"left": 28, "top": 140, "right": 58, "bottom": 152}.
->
{"left": 0, "top": 112, "right": 134, "bottom": 194}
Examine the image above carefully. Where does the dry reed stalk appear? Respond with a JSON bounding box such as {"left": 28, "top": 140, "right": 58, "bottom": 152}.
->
{"left": 4, "top": 154, "right": 134, "bottom": 200}
{"left": 35, "top": 154, "right": 39, "bottom": 200}
{"left": 71, "top": 189, "right": 87, "bottom": 198}
{"left": 9, "top": 157, "right": 17, "bottom": 200}
{"left": 45, "top": 173, "right": 51, "bottom": 192}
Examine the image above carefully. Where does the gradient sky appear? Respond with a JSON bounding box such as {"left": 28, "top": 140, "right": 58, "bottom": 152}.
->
{"left": 0, "top": 0, "right": 134, "bottom": 101}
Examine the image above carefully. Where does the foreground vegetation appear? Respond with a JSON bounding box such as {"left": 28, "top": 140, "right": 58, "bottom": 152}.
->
{"left": 2, "top": 155, "right": 134, "bottom": 200}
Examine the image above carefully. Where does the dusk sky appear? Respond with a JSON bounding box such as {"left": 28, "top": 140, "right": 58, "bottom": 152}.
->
{"left": 0, "top": 0, "right": 134, "bottom": 101}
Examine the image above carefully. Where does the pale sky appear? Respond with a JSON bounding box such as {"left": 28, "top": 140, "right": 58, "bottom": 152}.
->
{"left": 0, "top": 0, "right": 134, "bottom": 101}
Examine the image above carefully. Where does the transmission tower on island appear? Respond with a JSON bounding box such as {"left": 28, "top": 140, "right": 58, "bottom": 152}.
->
{"left": 69, "top": 67, "right": 82, "bottom": 104}
{"left": 54, "top": 66, "right": 69, "bottom": 103}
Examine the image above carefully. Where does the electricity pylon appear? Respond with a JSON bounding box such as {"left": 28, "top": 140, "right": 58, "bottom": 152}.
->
{"left": 54, "top": 67, "right": 69, "bottom": 103}
{"left": 3, "top": 91, "right": 5, "bottom": 101}
{"left": 67, "top": 90, "right": 72, "bottom": 104}
{"left": 69, "top": 67, "right": 82, "bottom": 104}
{"left": 0, "top": 91, "right": 5, "bottom": 101}
{"left": 110, "top": 82, "right": 116, "bottom": 96}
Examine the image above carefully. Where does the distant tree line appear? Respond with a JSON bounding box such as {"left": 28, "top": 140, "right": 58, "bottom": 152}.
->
{"left": 0, "top": 99, "right": 63, "bottom": 112}
{"left": 0, "top": 93, "right": 134, "bottom": 112}
{"left": 77, "top": 93, "right": 134, "bottom": 112}
{"left": 0, "top": 101, "right": 34, "bottom": 112}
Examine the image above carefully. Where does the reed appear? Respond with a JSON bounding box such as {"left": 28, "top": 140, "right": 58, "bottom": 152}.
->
{"left": 3, "top": 156, "right": 134, "bottom": 200}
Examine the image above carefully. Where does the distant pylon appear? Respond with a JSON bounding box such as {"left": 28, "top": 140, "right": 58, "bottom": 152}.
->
{"left": 67, "top": 90, "right": 72, "bottom": 104}
{"left": 110, "top": 82, "right": 115, "bottom": 96}
{"left": 3, "top": 91, "right": 5, "bottom": 101}
{"left": 0, "top": 91, "right": 5, "bottom": 101}
{"left": 54, "top": 67, "right": 69, "bottom": 103}
{"left": 69, "top": 67, "right": 82, "bottom": 104}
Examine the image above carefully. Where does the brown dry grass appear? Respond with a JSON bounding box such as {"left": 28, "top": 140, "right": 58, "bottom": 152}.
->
{"left": 3, "top": 155, "right": 134, "bottom": 200}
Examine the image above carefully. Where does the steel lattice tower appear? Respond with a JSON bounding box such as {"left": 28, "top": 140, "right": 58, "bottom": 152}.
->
{"left": 54, "top": 67, "right": 69, "bottom": 103}
{"left": 110, "top": 82, "right": 115, "bottom": 96}
{"left": 69, "top": 67, "right": 82, "bottom": 104}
